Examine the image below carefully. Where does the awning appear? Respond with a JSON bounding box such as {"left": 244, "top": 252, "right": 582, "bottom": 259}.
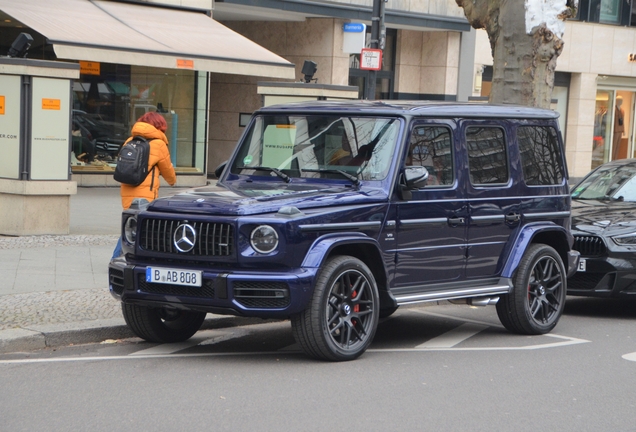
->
{"left": 0, "top": 0, "right": 296, "bottom": 79}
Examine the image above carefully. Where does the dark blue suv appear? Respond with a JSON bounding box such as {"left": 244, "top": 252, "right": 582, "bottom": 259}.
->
{"left": 108, "top": 101, "right": 579, "bottom": 361}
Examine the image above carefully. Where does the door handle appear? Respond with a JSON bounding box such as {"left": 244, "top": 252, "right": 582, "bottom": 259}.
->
{"left": 505, "top": 213, "right": 521, "bottom": 224}
{"left": 447, "top": 217, "right": 465, "bottom": 226}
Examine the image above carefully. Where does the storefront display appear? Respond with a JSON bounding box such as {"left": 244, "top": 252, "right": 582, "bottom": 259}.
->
{"left": 593, "top": 89, "right": 634, "bottom": 170}
{"left": 71, "top": 63, "right": 206, "bottom": 175}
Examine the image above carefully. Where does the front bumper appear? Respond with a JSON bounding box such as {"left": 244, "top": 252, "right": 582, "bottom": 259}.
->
{"left": 567, "top": 255, "right": 636, "bottom": 298}
{"left": 108, "top": 258, "right": 319, "bottom": 318}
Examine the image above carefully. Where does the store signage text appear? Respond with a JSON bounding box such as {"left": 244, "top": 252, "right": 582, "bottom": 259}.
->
{"left": 177, "top": 59, "right": 194, "bottom": 69}
{"left": 629, "top": 54, "right": 636, "bottom": 62}
{"left": 42, "top": 99, "right": 61, "bottom": 110}
{"left": 80, "top": 61, "right": 101, "bottom": 75}
{"left": 343, "top": 23, "right": 365, "bottom": 32}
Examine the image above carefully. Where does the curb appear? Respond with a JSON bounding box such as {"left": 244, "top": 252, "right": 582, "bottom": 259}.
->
{"left": 0, "top": 316, "right": 282, "bottom": 354}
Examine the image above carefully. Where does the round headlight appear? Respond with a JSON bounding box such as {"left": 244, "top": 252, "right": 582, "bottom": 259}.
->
{"left": 250, "top": 225, "right": 279, "bottom": 254}
{"left": 124, "top": 216, "right": 137, "bottom": 244}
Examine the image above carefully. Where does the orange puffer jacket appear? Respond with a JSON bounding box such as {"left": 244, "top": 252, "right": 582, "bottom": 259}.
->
{"left": 119, "top": 121, "right": 177, "bottom": 209}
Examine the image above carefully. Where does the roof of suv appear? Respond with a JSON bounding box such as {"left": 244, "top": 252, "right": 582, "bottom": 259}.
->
{"left": 256, "top": 100, "right": 559, "bottom": 119}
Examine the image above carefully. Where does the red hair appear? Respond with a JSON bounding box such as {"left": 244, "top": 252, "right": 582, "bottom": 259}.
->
{"left": 137, "top": 112, "right": 168, "bottom": 132}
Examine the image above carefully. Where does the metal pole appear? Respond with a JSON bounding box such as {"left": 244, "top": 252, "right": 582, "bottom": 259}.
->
{"left": 365, "top": 0, "right": 383, "bottom": 100}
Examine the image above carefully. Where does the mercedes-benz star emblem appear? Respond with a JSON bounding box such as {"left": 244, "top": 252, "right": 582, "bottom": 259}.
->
{"left": 173, "top": 224, "right": 197, "bottom": 253}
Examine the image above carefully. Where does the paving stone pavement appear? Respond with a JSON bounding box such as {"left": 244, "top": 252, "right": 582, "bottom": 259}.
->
{"left": 0, "top": 186, "right": 202, "bottom": 353}
{"left": 0, "top": 287, "right": 121, "bottom": 332}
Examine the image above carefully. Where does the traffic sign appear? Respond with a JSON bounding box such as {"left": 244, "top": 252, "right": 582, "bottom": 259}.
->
{"left": 360, "top": 48, "right": 382, "bottom": 71}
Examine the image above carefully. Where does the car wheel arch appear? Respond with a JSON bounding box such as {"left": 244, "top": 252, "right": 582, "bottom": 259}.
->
{"left": 502, "top": 224, "right": 571, "bottom": 279}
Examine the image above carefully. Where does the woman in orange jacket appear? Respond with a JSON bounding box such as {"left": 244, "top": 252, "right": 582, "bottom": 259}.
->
{"left": 113, "top": 112, "right": 177, "bottom": 258}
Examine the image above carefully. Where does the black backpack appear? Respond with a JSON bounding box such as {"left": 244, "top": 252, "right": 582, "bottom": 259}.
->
{"left": 114, "top": 136, "right": 155, "bottom": 187}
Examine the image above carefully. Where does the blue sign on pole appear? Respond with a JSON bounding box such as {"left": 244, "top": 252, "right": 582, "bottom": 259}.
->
{"left": 343, "top": 23, "right": 365, "bottom": 33}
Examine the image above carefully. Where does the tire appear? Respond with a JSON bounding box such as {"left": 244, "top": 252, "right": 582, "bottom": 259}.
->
{"left": 291, "top": 255, "right": 380, "bottom": 361}
{"left": 122, "top": 303, "right": 206, "bottom": 343}
{"left": 496, "top": 244, "right": 566, "bottom": 335}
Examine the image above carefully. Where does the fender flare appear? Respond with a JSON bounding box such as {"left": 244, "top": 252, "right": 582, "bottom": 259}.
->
{"left": 301, "top": 232, "right": 383, "bottom": 269}
{"left": 501, "top": 222, "right": 571, "bottom": 279}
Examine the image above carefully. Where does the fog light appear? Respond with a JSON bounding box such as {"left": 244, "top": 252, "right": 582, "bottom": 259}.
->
{"left": 250, "top": 225, "right": 278, "bottom": 254}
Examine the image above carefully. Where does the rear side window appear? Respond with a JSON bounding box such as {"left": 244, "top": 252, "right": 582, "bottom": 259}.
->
{"left": 466, "top": 127, "right": 508, "bottom": 185}
{"left": 518, "top": 126, "right": 565, "bottom": 185}
{"left": 406, "top": 126, "right": 454, "bottom": 186}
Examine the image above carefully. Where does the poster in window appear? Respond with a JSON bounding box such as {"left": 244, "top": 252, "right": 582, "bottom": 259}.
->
{"left": 262, "top": 124, "right": 296, "bottom": 169}
{"left": 0, "top": 75, "right": 21, "bottom": 179}
{"left": 31, "top": 77, "right": 70, "bottom": 180}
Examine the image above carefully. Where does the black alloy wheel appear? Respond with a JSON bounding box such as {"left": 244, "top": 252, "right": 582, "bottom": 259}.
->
{"left": 291, "top": 255, "right": 379, "bottom": 361}
{"left": 497, "top": 244, "right": 566, "bottom": 335}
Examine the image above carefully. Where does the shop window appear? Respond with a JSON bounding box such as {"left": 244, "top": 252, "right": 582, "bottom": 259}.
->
{"left": 71, "top": 62, "right": 206, "bottom": 175}
{"left": 593, "top": 89, "right": 634, "bottom": 169}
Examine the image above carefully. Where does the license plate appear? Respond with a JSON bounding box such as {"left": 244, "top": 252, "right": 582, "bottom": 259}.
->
{"left": 146, "top": 267, "right": 202, "bottom": 287}
{"left": 577, "top": 259, "right": 586, "bottom": 272}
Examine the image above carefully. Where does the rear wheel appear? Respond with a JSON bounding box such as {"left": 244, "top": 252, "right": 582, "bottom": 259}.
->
{"left": 122, "top": 304, "right": 206, "bottom": 343}
{"left": 496, "top": 244, "right": 566, "bottom": 334}
{"left": 291, "top": 255, "right": 379, "bottom": 361}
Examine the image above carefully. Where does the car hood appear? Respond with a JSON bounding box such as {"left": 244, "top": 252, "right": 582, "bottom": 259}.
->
{"left": 147, "top": 183, "right": 389, "bottom": 216}
{"left": 571, "top": 199, "right": 636, "bottom": 236}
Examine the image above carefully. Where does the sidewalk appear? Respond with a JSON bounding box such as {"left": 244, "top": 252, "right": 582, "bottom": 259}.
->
{"left": 0, "top": 185, "right": 245, "bottom": 354}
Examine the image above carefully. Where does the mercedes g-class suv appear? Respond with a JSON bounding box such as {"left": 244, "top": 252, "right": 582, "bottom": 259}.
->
{"left": 109, "top": 101, "right": 579, "bottom": 361}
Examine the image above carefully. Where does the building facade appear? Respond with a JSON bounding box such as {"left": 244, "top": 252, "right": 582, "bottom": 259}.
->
{"left": 0, "top": 0, "right": 476, "bottom": 187}
{"left": 474, "top": 0, "right": 636, "bottom": 179}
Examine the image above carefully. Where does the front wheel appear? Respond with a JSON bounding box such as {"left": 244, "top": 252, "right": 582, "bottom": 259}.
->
{"left": 122, "top": 304, "right": 206, "bottom": 343}
{"left": 496, "top": 244, "right": 566, "bottom": 335}
{"left": 291, "top": 255, "right": 380, "bottom": 361}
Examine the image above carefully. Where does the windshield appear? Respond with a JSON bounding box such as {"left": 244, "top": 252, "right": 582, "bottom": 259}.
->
{"left": 229, "top": 114, "right": 401, "bottom": 182}
{"left": 572, "top": 164, "right": 636, "bottom": 202}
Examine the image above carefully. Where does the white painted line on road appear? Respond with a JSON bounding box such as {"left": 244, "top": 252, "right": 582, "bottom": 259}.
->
{"left": 0, "top": 351, "right": 286, "bottom": 364}
{"left": 622, "top": 352, "right": 636, "bottom": 362}
{"left": 369, "top": 333, "right": 590, "bottom": 353}
{"left": 415, "top": 323, "right": 488, "bottom": 349}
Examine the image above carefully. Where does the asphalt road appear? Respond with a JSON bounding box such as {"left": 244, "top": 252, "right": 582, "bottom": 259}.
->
{"left": 1, "top": 299, "right": 635, "bottom": 431}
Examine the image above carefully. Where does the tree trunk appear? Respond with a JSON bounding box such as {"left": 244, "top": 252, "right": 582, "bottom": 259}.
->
{"left": 456, "top": 0, "right": 575, "bottom": 108}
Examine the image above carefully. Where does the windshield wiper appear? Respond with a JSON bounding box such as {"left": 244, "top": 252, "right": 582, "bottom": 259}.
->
{"left": 238, "top": 166, "right": 291, "bottom": 183}
{"left": 302, "top": 168, "right": 360, "bottom": 186}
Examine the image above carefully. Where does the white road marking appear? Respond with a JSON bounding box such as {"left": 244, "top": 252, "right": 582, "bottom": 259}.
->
{"left": 416, "top": 323, "right": 488, "bottom": 349}
{"left": 622, "top": 352, "right": 636, "bottom": 362}
{"left": 129, "top": 329, "right": 246, "bottom": 356}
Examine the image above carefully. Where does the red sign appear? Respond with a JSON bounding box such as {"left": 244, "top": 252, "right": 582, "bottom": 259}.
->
{"left": 360, "top": 48, "right": 382, "bottom": 71}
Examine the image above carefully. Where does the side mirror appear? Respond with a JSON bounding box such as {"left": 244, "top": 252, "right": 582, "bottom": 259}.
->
{"left": 404, "top": 166, "right": 429, "bottom": 189}
{"left": 214, "top": 161, "right": 228, "bottom": 179}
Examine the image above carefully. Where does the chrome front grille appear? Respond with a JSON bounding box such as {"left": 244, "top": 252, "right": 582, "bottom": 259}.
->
{"left": 573, "top": 235, "right": 606, "bottom": 257}
{"left": 140, "top": 218, "right": 234, "bottom": 256}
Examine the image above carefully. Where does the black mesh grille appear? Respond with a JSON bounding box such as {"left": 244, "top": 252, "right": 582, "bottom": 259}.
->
{"left": 573, "top": 235, "right": 606, "bottom": 257}
{"left": 234, "top": 281, "right": 290, "bottom": 308}
{"left": 568, "top": 272, "right": 609, "bottom": 291}
{"left": 140, "top": 219, "right": 234, "bottom": 256}
{"left": 138, "top": 274, "right": 216, "bottom": 298}
{"left": 109, "top": 269, "right": 125, "bottom": 295}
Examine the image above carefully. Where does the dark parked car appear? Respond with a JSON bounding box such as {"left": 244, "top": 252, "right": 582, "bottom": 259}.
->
{"left": 109, "top": 101, "right": 579, "bottom": 361}
{"left": 72, "top": 110, "right": 127, "bottom": 158}
{"left": 569, "top": 159, "right": 636, "bottom": 297}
